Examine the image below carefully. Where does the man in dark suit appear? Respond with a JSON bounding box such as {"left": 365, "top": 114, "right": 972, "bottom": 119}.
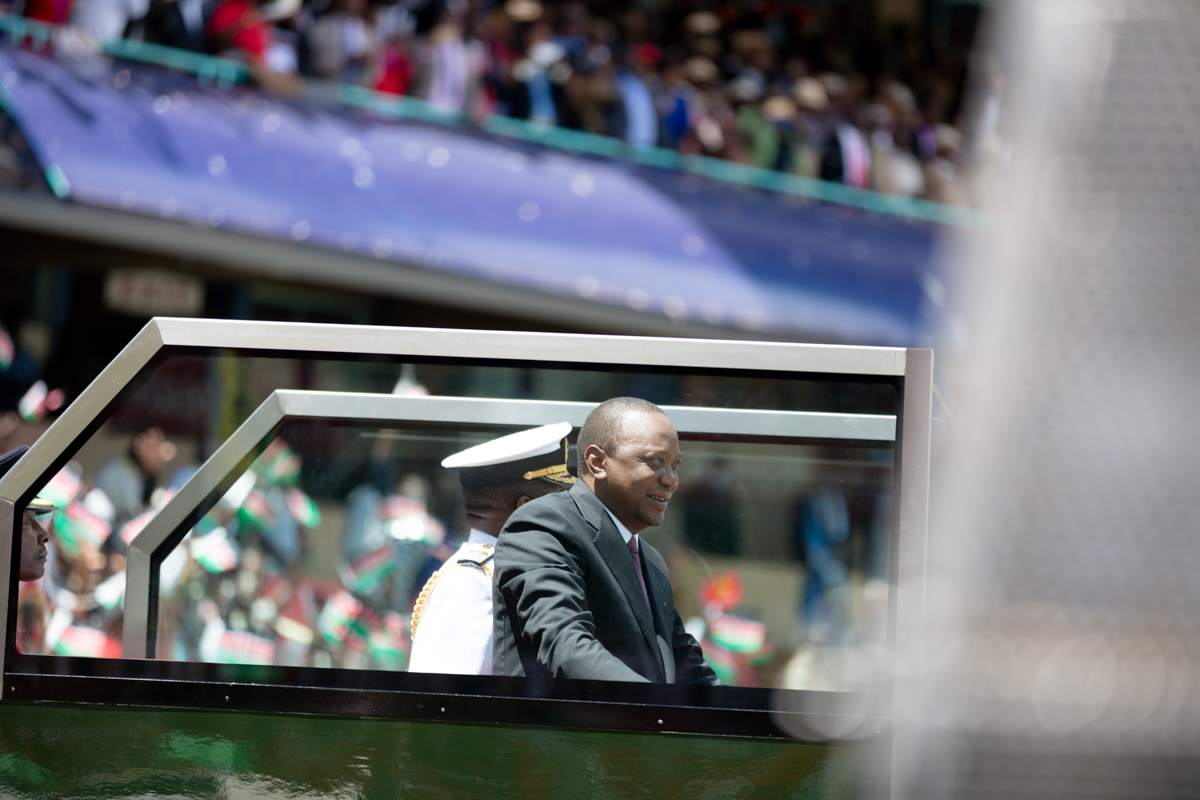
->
{"left": 492, "top": 397, "right": 719, "bottom": 684}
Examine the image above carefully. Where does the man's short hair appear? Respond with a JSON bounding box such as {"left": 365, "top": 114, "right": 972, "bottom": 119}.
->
{"left": 576, "top": 397, "right": 665, "bottom": 472}
{"left": 462, "top": 478, "right": 563, "bottom": 515}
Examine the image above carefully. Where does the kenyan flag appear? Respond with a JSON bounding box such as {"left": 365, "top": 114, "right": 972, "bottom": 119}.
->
{"left": 708, "top": 614, "right": 767, "bottom": 654}
{"left": 384, "top": 509, "right": 446, "bottom": 546}
{"left": 257, "top": 439, "right": 302, "bottom": 486}
{"left": 236, "top": 489, "right": 276, "bottom": 532}
{"left": 700, "top": 636, "right": 746, "bottom": 686}
{"left": 317, "top": 590, "right": 362, "bottom": 646}
{"left": 215, "top": 630, "right": 276, "bottom": 665}
{"left": 93, "top": 570, "right": 125, "bottom": 609}
{"left": 286, "top": 488, "right": 321, "bottom": 528}
{"left": 341, "top": 546, "right": 396, "bottom": 595}
{"left": 369, "top": 611, "right": 408, "bottom": 670}
{"left": 190, "top": 527, "right": 239, "bottom": 573}
{"left": 38, "top": 466, "right": 83, "bottom": 509}
{"left": 379, "top": 496, "right": 426, "bottom": 521}
{"left": 699, "top": 571, "right": 744, "bottom": 613}
{"left": 54, "top": 500, "right": 111, "bottom": 557}
{"left": 53, "top": 625, "right": 121, "bottom": 658}
{"left": 17, "top": 380, "right": 65, "bottom": 423}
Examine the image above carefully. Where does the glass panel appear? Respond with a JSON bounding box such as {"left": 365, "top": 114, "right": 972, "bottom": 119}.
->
{"left": 15, "top": 348, "right": 896, "bottom": 694}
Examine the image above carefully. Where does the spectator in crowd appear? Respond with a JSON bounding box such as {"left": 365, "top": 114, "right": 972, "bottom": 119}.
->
{"left": 70, "top": 0, "right": 148, "bottom": 42}
{"left": 18, "top": 498, "right": 53, "bottom": 582}
{"left": 93, "top": 425, "right": 175, "bottom": 541}
{"left": 613, "top": 43, "right": 657, "bottom": 147}
{"left": 343, "top": 464, "right": 451, "bottom": 617}
{"left": 207, "top": 0, "right": 303, "bottom": 94}
{"left": 509, "top": 25, "right": 569, "bottom": 125}
{"left": 818, "top": 72, "right": 871, "bottom": 188}
{"left": 306, "top": 0, "right": 371, "bottom": 82}
{"left": 23, "top": 0, "right": 73, "bottom": 25}
{"left": 795, "top": 472, "right": 851, "bottom": 645}
{"left": 731, "top": 76, "right": 775, "bottom": 169}
{"left": 411, "top": 0, "right": 484, "bottom": 114}
{"left": 371, "top": 3, "right": 415, "bottom": 95}
{"left": 144, "top": 0, "right": 215, "bottom": 51}
{"left": 1, "top": 447, "right": 58, "bottom": 657}
{"left": 678, "top": 55, "right": 740, "bottom": 160}
{"left": 561, "top": 31, "right": 621, "bottom": 138}
{"left": 656, "top": 55, "right": 697, "bottom": 150}
{"left": 923, "top": 121, "right": 966, "bottom": 205}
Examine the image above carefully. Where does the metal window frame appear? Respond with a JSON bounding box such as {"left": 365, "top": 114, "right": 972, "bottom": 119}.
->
{"left": 0, "top": 317, "right": 931, "bottom": 745}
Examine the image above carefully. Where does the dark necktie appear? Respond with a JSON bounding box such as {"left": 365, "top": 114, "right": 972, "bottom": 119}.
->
{"left": 627, "top": 536, "right": 651, "bottom": 611}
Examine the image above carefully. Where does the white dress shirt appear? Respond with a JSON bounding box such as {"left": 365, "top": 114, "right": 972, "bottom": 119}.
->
{"left": 600, "top": 504, "right": 638, "bottom": 547}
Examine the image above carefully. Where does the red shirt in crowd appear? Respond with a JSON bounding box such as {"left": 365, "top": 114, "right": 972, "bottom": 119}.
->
{"left": 23, "top": 0, "right": 73, "bottom": 24}
{"left": 374, "top": 46, "right": 412, "bottom": 96}
{"left": 207, "top": 0, "right": 270, "bottom": 60}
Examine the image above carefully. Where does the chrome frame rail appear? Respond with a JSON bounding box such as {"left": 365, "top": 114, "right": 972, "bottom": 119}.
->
{"left": 890, "top": 348, "right": 933, "bottom": 800}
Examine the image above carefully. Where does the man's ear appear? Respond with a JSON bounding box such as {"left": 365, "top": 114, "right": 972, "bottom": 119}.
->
{"left": 515, "top": 495, "right": 533, "bottom": 508}
{"left": 582, "top": 444, "right": 607, "bottom": 480}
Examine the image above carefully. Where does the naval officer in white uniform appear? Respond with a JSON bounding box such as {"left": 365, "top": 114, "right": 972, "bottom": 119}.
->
{"left": 407, "top": 422, "right": 574, "bottom": 675}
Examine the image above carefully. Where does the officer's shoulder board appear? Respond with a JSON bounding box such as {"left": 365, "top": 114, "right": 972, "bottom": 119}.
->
{"left": 410, "top": 543, "right": 495, "bottom": 641}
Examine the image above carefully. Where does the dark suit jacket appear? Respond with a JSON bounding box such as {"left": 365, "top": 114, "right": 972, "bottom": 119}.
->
{"left": 492, "top": 482, "right": 719, "bottom": 685}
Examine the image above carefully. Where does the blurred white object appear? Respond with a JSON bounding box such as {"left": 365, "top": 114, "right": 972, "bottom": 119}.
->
{"left": 52, "top": 26, "right": 102, "bottom": 58}
{"left": 69, "top": 0, "right": 148, "bottom": 43}
{"left": 258, "top": 0, "right": 299, "bottom": 22}
{"left": 897, "top": 1, "right": 1200, "bottom": 797}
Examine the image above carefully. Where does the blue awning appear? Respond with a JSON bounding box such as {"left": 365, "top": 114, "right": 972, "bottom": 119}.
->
{"left": 0, "top": 43, "right": 950, "bottom": 345}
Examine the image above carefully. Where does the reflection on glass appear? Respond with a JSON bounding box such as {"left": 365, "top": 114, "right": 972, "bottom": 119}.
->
{"left": 660, "top": 443, "right": 893, "bottom": 689}
{"left": 17, "top": 351, "right": 896, "bottom": 692}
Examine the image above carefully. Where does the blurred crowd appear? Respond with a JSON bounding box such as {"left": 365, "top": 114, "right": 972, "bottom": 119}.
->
{"left": 13, "top": 420, "right": 892, "bottom": 691}
{"left": 8, "top": 0, "right": 1007, "bottom": 205}
{"left": 16, "top": 429, "right": 456, "bottom": 671}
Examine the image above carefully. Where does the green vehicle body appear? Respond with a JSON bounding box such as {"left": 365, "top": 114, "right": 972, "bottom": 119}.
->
{"left": 0, "top": 703, "right": 880, "bottom": 798}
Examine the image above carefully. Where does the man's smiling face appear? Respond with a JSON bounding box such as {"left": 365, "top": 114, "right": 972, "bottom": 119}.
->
{"left": 591, "top": 410, "right": 681, "bottom": 534}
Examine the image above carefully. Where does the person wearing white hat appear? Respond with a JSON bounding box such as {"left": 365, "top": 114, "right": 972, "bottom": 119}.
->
{"left": 0, "top": 446, "right": 57, "bottom": 581}
{"left": 407, "top": 423, "right": 574, "bottom": 675}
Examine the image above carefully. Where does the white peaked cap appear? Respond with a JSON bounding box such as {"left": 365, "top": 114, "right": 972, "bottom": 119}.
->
{"left": 442, "top": 422, "right": 572, "bottom": 468}
{"left": 442, "top": 422, "right": 576, "bottom": 488}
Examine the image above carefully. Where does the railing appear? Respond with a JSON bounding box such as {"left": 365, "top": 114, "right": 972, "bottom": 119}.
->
{"left": 0, "top": 12, "right": 982, "bottom": 228}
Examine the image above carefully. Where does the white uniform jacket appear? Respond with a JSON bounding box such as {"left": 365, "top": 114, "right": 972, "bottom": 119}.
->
{"left": 407, "top": 529, "right": 497, "bottom": 675}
